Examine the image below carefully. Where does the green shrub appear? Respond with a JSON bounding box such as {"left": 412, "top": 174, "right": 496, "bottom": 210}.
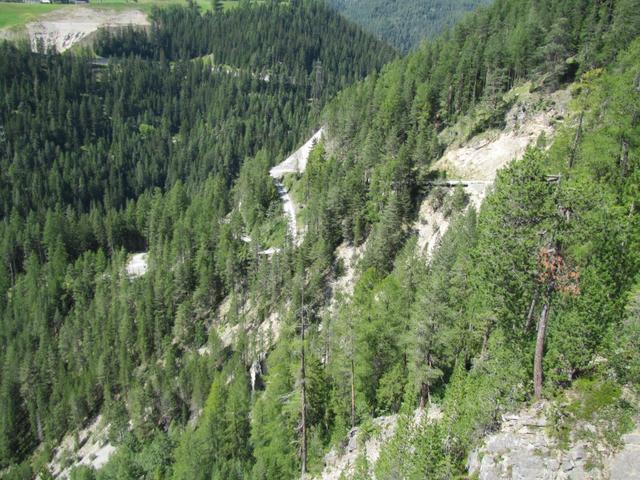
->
{"left": 549, "top": 379, "right": 635, "bottom": 457}
{"left": 69, "top": 466, "right": 96, "bottom": 480}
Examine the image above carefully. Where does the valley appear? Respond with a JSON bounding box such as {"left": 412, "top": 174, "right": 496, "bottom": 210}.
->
{"left": 326, "top": 0, "right": 491, "bottom": 52}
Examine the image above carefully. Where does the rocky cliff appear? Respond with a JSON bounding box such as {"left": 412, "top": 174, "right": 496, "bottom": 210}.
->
{"left": 468, "top": 402, "right": 640, "bottom": 480}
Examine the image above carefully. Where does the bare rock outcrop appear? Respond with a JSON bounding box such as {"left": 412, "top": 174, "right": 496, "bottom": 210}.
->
{"left": 314, "top": 415, "right": 399, "bottom": 480}
{"left": 468, "top": 404, "right": 640, "bottom": 480}
{"left": 46, "top": 415, "right": 115, "bottom": 479}
{"left": 314, "top": 407, "right": 442, "bottom": 480}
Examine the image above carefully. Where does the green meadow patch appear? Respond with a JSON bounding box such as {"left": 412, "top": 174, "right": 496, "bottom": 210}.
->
{"left": 0, "top": 2, "right": 68, "bottom": 30}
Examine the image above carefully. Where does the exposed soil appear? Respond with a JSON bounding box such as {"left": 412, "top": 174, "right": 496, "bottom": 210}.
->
{"left": 125, "top": 252, "right": 148, "bottom": 277}
{"left": 24, "top": 7, "right": 148, "bottom": 52}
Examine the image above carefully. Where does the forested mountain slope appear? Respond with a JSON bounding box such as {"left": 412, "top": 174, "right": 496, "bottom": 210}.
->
{"left": 254, "top": 0, "right": 640, "bottom": 477}
{"left": 1, "top": 0, "right": 639, "bottom": 478}
{"left": 0, "top": 2, "right": 394, "bottom": 476}
{"left": 326, "top": 0, "right": 490, "bottom": 52}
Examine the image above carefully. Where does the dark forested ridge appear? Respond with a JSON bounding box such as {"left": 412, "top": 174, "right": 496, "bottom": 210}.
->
{"left": 326, "top": 0, "right": 491, "bottom": 52}
{"left": 0, "top": 50, "right": 309, "bottom": 217}
{"left": 1, "top": 0, "right": 640, "bottom": 478}
{"left": 97, "top": 2, "right": 395, "bottom": 83}
{"left": 0, "top": 1, "right": 394, "bottom": 217}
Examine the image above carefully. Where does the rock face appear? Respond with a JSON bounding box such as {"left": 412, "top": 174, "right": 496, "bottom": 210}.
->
{"left": 326, "top": 241, "right": 367, "bottom": 316}
{"left": 314, "top": 415, "right": 399, "bottom": 480}
{"left": 314, "top": 407, "right": 442, "bottom": 480}
{"left": 467, "top": 403, "right": 640, "bottom": 480}
{"left": 432, "top": 87, "right": 570, "bottom": 181}
{"left": 125, "top": 252, "right": 148, "bottom": 277}
{"left": 609, "top": 430, "right": 640, "bottom": 479}
{"left": 47, "top": 415, "right": 116, "bottom": 479}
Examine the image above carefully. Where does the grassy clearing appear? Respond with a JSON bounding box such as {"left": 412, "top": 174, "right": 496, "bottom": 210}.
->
{"left": 0, "top": 3, "right": 68, "bottom": 29}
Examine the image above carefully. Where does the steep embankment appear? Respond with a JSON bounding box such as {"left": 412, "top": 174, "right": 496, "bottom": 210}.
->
{"left": 414, "top": 85, "right": 569, "bottom": 258}
{"left": 47, "top": 416, "right": 116, "bottom": 479}
{"left": 432, "top": 87, "right": 570, "bottom": 181}
{"left": 274, "top": 181, "right": 298, "bottom": 245}
{"left": 199, "top": 130, "right": 326, "bottom": 376}
{"left": 270, "top": 129, "right": 325, "bottom": 179}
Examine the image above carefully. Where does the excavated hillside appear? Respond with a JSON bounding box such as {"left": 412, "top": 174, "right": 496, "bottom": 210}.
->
{"left": 414, "top": 85, "right": 569, "bottom": 259}
{"left": 0, "top": 7, "right": 149, "bottom": 53}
